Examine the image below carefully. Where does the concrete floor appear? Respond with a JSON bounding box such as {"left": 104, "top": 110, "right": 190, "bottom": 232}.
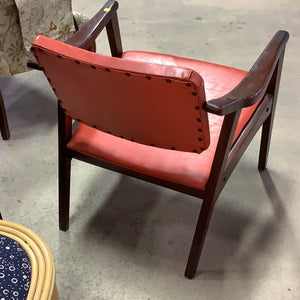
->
{"left": 1, "top": 0, "right": 299, "bottom": 299}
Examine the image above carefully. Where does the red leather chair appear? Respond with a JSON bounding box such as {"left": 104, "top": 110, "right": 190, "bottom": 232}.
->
{"left": 30, "top": 0, "right": 289, "bottom": 279}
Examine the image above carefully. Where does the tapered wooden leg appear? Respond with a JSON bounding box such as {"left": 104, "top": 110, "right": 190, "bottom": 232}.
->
{"left": 51, "top": 283, "right": 59, "bottom": 300}
{"left": 0, "top": 88, "right": 10, "bottom": 140}
{"left": 58, "top": 103, "right": 72, "bottom": 231}
{"left": 259, "top": 50, "right": 285, "bottom": 171}
{"left": 59, "top": 155, "right": 71, "bottom": 231}
{"left": 184, "top": 198, "right": 215, "bottom": 279}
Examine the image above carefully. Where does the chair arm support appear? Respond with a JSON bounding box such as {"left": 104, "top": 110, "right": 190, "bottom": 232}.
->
{"left": 204, "top": 30, "right": 289, "bottom": 116}
{"left": 27, "top": 59, "right": 43, "bottom": 70}
{"left": 65, "top": 0, "right": 119, "bottom": 50}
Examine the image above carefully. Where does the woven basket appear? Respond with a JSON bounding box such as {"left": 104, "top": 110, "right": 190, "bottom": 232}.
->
{"left": 0, "top": 220, "right": 58, "bottom": 300}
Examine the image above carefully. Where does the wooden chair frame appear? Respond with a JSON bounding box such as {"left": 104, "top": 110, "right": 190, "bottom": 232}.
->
{"left": 0, "top": 89, "right": 10, "bottom": 140}
{"left": 54, "top": 0, "right": 288, "bottom": 279}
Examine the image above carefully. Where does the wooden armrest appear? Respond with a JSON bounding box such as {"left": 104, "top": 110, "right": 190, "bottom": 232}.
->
{"left": 65, "top": 0, "right": 120, "bottom": 51}
{"left": 205, "top": 30, "right": 289, "bottom": 116}
{"left": 27, "top": 58, "right": 43, "bottom": 70}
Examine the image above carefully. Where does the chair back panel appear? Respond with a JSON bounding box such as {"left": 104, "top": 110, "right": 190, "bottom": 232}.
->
{"left": 32, "top": 36, "right": 210, "bottom": 153}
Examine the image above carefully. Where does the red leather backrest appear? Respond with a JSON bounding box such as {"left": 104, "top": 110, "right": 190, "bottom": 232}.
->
{"left": 31, "top": 36, "right": 210, "bottom": 153}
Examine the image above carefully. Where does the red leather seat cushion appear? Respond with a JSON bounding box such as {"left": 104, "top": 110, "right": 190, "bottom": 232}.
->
{"left": 67, "top": 51, "right": 260, "bottom": 190}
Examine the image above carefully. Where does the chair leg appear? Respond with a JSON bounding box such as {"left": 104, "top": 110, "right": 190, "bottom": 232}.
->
{"left": 59, "top": 155, "right": 71, "bottom": 231}
{"left": 51, "top": 282, "right": 59, "bottom": 300}
{"left": 258, "top": 114, "right": 273, "bottom": 171}
{"left": 0, "top": 88, "right": 10, "bottom": 140}
{"left": 259, "top": 49, "right": 285, "bottom": 171}
{"left": 184, "top": 198, "right": 215, "bottom": 279}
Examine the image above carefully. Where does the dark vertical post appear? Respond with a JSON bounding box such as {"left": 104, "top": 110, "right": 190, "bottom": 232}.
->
{"left": 258, "top": 49, "right": 285, "bottom": 171}
{"left": 185, "top": 111, "right": 241, "bottom": 279}
{"left": 106, "top": 11, "right": 123, "bottom": 57}
{"left": 58, "top": 103, "right": 72, "bottom": 231}
{"left": 0, "top": 88, "right": 10, "bottom": 140}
